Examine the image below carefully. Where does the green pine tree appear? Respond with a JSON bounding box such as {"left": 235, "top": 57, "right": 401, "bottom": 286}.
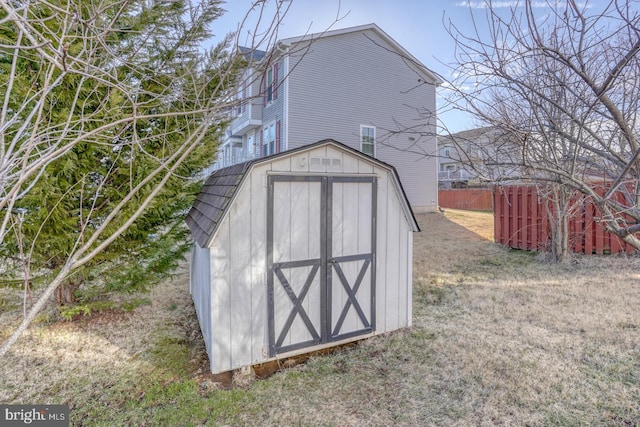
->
{"left": 0, "top": 0, "right": 242, "bottom": 314}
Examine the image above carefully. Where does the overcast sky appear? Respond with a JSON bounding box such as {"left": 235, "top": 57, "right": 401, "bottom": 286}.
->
{"left": 209, "top": 1, "right": 558, "bottom": 133}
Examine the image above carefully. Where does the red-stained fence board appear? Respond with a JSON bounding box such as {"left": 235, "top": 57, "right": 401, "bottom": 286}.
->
{"left": 519, "top": 188, "right": 528, "bottom": 250}
{"left": 438, "top": 189, "right": 493, "bottom": 211}
{"left": 494, "top": 185, "right": 638, "bottom": 255}
{"left": 493, "top": 187, "right": 502, "bottom": 243}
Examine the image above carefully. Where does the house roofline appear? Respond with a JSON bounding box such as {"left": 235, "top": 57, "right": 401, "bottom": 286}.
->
{"left": 276, "top": 23, "right": 442, "bottom": 86}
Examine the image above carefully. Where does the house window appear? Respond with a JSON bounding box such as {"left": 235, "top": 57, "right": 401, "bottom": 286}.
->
{"left": 261, "top": 120, "right": 280, "bottom": 157}
{"left": 247, "top": 132, "right": 255, "bottom": 158}
{"left": 264, "top": 122, "right": 275, "bottom": 156}
{"left": 236, "top": 83, "right": 245, "bottom": 116}
{"left": 360, "top": 125, "right": 375, "bottom": 156}
{"left": 266, "top": 68, "right": 273, "bottom": 102}
{"left": 443, "top": 146, "right": 451, "bottom": 157}
{"left": 265, "top": 63, "right": 278, "bottom": 104}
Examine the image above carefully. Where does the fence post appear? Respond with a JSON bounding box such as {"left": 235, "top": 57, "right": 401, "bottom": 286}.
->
{"left": 494, "top": 187, "right": 502, "bottom": 244}
{"left": 503, "top": 187, "right": 511, "bottom": 247}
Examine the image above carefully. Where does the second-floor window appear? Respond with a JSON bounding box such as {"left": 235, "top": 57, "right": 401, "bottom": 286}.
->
{"left": 266, "top": 68, "right": 273, "bottom": 102}
{"left": 236, "top": 82, "right": 246, "bottom": 116}
{"left": 361, "top": 125, "right": 375, "bottom": 157}
{"left": 265, "top": 63, "right": 278, "bottom": 104}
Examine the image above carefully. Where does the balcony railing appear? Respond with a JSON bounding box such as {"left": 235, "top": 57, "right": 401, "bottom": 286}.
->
{"left": 230, "top": 102, "right": 262, "bottom": 136}
{"left": 438, "top": 169, "right": 475, "bottom": 181}
{"left": 196, "top": 150, "right": 258, "bottom": 180}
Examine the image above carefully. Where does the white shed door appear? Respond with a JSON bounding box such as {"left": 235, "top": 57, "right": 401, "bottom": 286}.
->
{"left": 267, "top": 175, "right": 377, "bottom": 357}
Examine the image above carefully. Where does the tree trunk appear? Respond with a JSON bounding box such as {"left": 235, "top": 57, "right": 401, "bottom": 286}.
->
{"left": 55, "top": 277, "right": 83, "bottom": 305}
{"left": 544, "top": 184, "right": 573, "bottom": 264}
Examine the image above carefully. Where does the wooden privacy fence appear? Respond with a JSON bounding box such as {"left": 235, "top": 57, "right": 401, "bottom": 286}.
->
{"left": 494, "top": 185, "right": 637, "bottom": 255}
{"left": 439, "top": 189, "right": 493, "bottom": 211}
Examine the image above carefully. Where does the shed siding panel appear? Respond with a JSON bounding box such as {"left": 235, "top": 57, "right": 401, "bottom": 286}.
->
{"left": 249, "top": 164, "right": 270, "bottom": 363}
{"left": 228, "top": 179, "right": 254, "bottom": 368}
{"left": 290, "top": 151, "right": 309, "bottom": 172}
{"left": 384, "top": 181, "right": 402, "bottom": 331}
{"left": 270, "top": 156, "right": 291, "bottom": 172}
{"left": 342, "top": 150, "right": 359, "bottom": 173}
{"left": 375, "top": 168, "right": 389, "bottom": 333}
{"left": 286, "top": 30, "right": 437, "bottom": 210}
{"left": 209, "top": 216, "right": 232, "bottom": 373}
{"left": 397, "top": 216, "right": 410, "bottom": 327}
{"left": 406, "top": 229, "right": 413, "bottom": 327}
{"left": 358, "top": 159, "right": 374, "bottom": 174}
{"left": 371, "top": 166, "right": 414, "bottom": 333}
{"left": 190, "top": 244, "right": 212, "bottom": 357}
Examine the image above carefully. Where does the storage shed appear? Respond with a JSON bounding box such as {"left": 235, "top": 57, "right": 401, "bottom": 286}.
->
{"left": 186, "top": 139, "right": 419, "bottom": 374}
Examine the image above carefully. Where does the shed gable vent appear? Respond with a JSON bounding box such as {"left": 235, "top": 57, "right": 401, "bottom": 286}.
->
{"left": 310, "top": 157, "right": 342, "bottom": 171}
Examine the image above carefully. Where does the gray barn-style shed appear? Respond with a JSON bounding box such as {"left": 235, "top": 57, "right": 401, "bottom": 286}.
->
{"left": 186, "top": 140, "right": 419, "bottom": 374}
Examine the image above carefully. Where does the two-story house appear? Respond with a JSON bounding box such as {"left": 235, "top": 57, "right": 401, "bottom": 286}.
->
{"left": 215, "top": 24, "right": 441, "bottom": 212}
{"left": 438, "top": 127, "right": 523, "bottom": 188}
{"left": 437, "top": 128, "right": 491, "bottom": 189}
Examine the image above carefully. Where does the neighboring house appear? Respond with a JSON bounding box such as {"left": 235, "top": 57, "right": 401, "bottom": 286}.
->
{"left": 211, "top": 23, "right": 441, "bottom": 212}
{"left": 437, "top": 127, "right": 521, "bottom": 188}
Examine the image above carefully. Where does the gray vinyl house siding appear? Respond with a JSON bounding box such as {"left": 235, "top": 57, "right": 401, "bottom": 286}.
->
{"left": 232, "top": 69, "right": 262, "bottom": 133}
{"left": 284, "top": 28, "right": 439, "bottom": 211}
{"left": 217, "top": 24, "right": 440, "bottom": 211}
{"left": 249, "top": 76, "right": 263, "bottom": 122}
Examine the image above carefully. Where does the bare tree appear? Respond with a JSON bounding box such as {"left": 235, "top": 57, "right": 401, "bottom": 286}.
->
{"left": 444, "top": 0, "right": 640, "bottom": 261}
{"left": 0, "top": 0, "right": 294, "bottom": 357}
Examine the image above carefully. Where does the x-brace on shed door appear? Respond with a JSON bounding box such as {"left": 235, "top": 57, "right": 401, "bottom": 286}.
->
{"left": 267, "top": 175, "right": 377, "bottom": 357}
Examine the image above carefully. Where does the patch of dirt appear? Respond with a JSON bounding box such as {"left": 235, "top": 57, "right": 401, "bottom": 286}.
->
{"left": 443, "top": 208, "right": 495, "bottom": 241}
{"left": 412, "top": 210, "right": 498, "bottom": 276}
{"left": 51, "top": 308, "right": 135, "bottom": 329}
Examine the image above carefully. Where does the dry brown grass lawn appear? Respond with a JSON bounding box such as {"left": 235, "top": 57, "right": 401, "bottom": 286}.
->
{"left": 1, "top": 209, "right": 639, "bottom": 426}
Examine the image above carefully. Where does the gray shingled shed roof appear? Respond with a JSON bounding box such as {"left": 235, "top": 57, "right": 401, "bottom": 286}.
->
{"left": 186, "top": 139, "right": 419, "bottom": 248}
{"left": 186, "top": 161, "right": 251, "bottom": 247}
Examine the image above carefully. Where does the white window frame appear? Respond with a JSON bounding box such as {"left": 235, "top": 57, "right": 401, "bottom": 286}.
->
{"left": 236, "top": 84, "right": 244, "bottom": 117}
{"left": 360, "top": 125, "right": 376, "bottom": 157}
{"left": 266, "top": 66, "right": 275, "bottom": 104}
{"left": 247, "top": 132, "right": 255, "bottom": 159}
{"left": 264, "top": 122, "right": 276, "bottom": 156}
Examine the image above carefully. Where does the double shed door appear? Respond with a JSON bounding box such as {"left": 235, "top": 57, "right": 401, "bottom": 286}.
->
{"left": 267, "top": 175, "right": 377, "bottom": 357}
